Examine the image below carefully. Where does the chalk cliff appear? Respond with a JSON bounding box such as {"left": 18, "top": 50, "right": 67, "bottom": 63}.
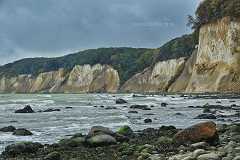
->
{"left": 0, "top": 64, "right": 119, "bottom": 93}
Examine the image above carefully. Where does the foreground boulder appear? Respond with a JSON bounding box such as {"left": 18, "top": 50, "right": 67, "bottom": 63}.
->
{"left": 0, "top": 126, "right": 16, "bottom": 132}
{"left": 15, "top": 105, "right": 35, "bottom": 113}
{"left": 116, "top": 98, "right": 127, "bottom": 104}
{"left": 174, "top": 121, "right": 218, "bottom": 145}
{"left": 2, "top": 142, "right": 43, "bottom": 158}
{"left": 86, "top": 134, "right": 117, "bottom": 146}
{"left": 117, "top": 125, "right": 134, "bottom": 136}
{"left": 13, "top": 128, "right": 33, "bottom": 136}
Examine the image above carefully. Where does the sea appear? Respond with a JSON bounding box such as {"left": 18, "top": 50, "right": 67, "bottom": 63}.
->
{"left": 0, "top": 93, "right": 239, "bottom": 152}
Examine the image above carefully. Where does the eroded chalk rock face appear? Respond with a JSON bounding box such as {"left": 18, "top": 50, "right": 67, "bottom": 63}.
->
{"left": 121, "top": 58, "right": 186, "bottom": 92}
{"left": 0, "top": 64, "right": 120, "bottom": 93}
{"left": 185, "top": 17, "right": 240, "bottom": 93}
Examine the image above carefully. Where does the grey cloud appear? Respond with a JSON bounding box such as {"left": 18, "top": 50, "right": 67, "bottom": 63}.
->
{"left": 0, "top": 0, "right": 200, "bottom": 64}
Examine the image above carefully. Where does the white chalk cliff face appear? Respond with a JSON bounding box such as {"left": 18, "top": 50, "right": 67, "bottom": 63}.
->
{"left": 0, "top": 64, "right": 120, "bottom": 93}
{"left": 121, "top": 58, "right": 186, "bottom": 92}
{"left": 183, "top": 17, "right": 240, "bottom": 92}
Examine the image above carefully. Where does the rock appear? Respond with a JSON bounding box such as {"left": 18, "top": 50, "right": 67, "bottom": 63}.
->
{"left": 130, "top": 105, "right": 151, "bottom": 110}
{"left": 59, "top": 137, "right": 85, "bottom": 147}
{"left": 0, "top": 126, "right": 16, "bottom": 132}
{"left": 87, "top": 134, "right": 117, "bottom": 146}
{"left": 87, "top": 126, "right": 115, "bottom": 137}
{"left": 193, "top": 149, "right": 206, "bottom": 158}
{"left": 116, "top": 98, "right": 127, "bottom": 104}
{"left": 44, "top": 151, "right": 61, "bottom": 160}
{"left": 65, "top": 107, "right": 73, "bottom": 109}
{"left": 43, "top": 108, "right": 61, "bottom": 112}
{"left": 194, "top": 114, "right": 217, "bottom": 119}
{"left": 161, "top": 103, "right": 168, "bottom": 107}
{"left": 144, "top": 119, "right": 152, "bottom": 123}
{"left": 128, "top": 111, "right": 138, "bottom": 114}
{"left": 15, "top": 105, "right": 35, "bottom": 113}
{"left": 2, "top": 142, "right": 43, "bottom": 157}
{"left": 197, "top": 153, "right": 220, "bottom": 160}
{"left": 174, "top": 121, "right": 218, "bottom": 144}
{"left": 191, "top": 142, "right": 209, "bottom": 149}
{"left": 13, "top": 128, "right": 33, "bottom": 136}
{"left": 117, "top": 126, "right": 134, "bottom": 136}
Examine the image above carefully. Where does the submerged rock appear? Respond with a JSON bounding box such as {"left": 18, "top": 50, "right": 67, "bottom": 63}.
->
{"left": 174, "top": 121, "right": 218, "bottom": 145}
{"left": 43, "top": 108, "right": 61, "bottom": 112}
{"left": 144, "top": 119, "right": 152, "bottom": 123}
{"left": 15, "top": 105, "right": 35, "bottom": 113}
{"left": 0, "top": 126, "right": 16, "bottom": 132}
{"left": 195, "top": 114, "right": 217, "bottom": 119}
{"left": 13, "top": 128, "right": 33, "bottom": 136}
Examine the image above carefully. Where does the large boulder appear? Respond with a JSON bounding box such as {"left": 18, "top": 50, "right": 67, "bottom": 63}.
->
{"left": 13, "top": 128, "right": 33, "bottom": 136}
{"left": 2, "top": 142, "right": 43, "bottom": 157}
{"left": 0, "top": 126, "right": 16, "bottom": 132}
{"left": 174, "top": 121, "right": 218, "bottom": 145}
{"left": 15, "top": 105, "right": 35, "bottom": 113}
{"left": 87, "top": 126, "right": 115, "bottom": 137}
{"left": 86, "top": 134, "right": 117, "bottom": 146}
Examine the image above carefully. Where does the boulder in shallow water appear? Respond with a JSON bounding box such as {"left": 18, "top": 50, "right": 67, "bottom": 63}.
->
{"left": 13, "top": 128, "right": 33, "bottom": 136}
{"left": 130, "top": 105, "right": 151, "bottom": 110}
{"left": 15, "top": 105, "right": 35, "bottom": 113}
{"left": 117, "top": 125, "right": 134, "bottom": 136}
{"left": 144, "top": 119, "right": 152, "bottom": 123}
{"left": 87, "top": 126, "right": 115, "bottom": 137}
{"left": 0, "top": 126, "right": 16, "bottom": 132}
{"left": 2, "top": 142, "right": 43, "bottom": 157}
{"left": 116, "top": 98, "right": 127, "bottom": 104}
{"left": 174, "top": 121, "right": 218, "bottom": 145}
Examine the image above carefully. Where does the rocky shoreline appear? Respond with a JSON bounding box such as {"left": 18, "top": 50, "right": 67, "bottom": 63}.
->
{"left": 0, "top": 121, "right": 240, "bottom": 160}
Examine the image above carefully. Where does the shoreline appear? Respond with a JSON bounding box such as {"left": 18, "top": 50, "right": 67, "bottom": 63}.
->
{"left": 0, "top": 122, "right": 240, "bottom": 160}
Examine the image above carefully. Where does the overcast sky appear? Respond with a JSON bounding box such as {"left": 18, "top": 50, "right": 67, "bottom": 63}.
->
{"left": 0, "top": 0, "right": 200, "bottom": 65}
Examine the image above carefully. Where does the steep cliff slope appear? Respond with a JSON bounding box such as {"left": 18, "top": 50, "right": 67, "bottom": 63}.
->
{"left": 184, "top": 17, "right": 240, "bottom": 92}
{"left": 0, "top": 64, "right": 119, "bottom": 93}
{"left": 121, "top": 58, "right": 186, "bottom": 92}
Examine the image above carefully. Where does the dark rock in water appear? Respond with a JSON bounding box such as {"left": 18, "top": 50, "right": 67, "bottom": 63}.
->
{"left": 132, "top": 94, "right": 146, "bottom": 98}
{"left": 174, "top": 121, "right": 218, "bottom": 145}
{"left": 194, "top": 114, "right": 217, "bottom": 119}
{"left": 117, "top": 126, "right": 133, "bottom": 136}
{"left": 65, "top": 107, "right": 73, "bottom": 109}
{"left": 13, "top": 128, "right": 33, "bottom": 136}
{"left": 43, "top": 108, "right": 61, "bottom": 112}
{"left": 15, "top": 105, "right": 34, "bottom": 113}
{"left": 105, "top": 106, "right": 117, "bottom": 110}
{"left": 116, "top": 98, "right": 127, "bottom": 104}
{"left": 2, "top": 142, "right": 43, "bottom": 158}
{"left": 100, "top": 106, "right": 104, "bottom": 108}
{"left": 0, "top": 126, "right": 16, "bottom": 132}
{"left": 174, "top": 113, "right": 184, "bottom": 116}
{"left": 161, "top": 103, "right": 168, "bottom": 107}
{"left": 150, "top": 105, "right": 155, "bottom": 108}
{"left": 216, "top": 101, "right": 221, "bottom": 104}
{"left": 130, "top": 105, "right": 151, "bottom": 110}
{"left": 144, "top": 113, "right": 155, "bottom": 116}
{"left": 93, "top": 106, "right": 98, "bottom": 108}
{"left": 128, "top": 111, "right": 138, "bottom": 114}
{"left": 144, "top": 119, "right": 152, "bottom": 123}
{"left": 44, "top": 151, "right": 61, "bottom": 160}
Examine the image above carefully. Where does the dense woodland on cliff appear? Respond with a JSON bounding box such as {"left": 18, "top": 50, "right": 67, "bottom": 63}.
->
{"left": 188, "top": 0, "right": 240, "bottom": 29}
